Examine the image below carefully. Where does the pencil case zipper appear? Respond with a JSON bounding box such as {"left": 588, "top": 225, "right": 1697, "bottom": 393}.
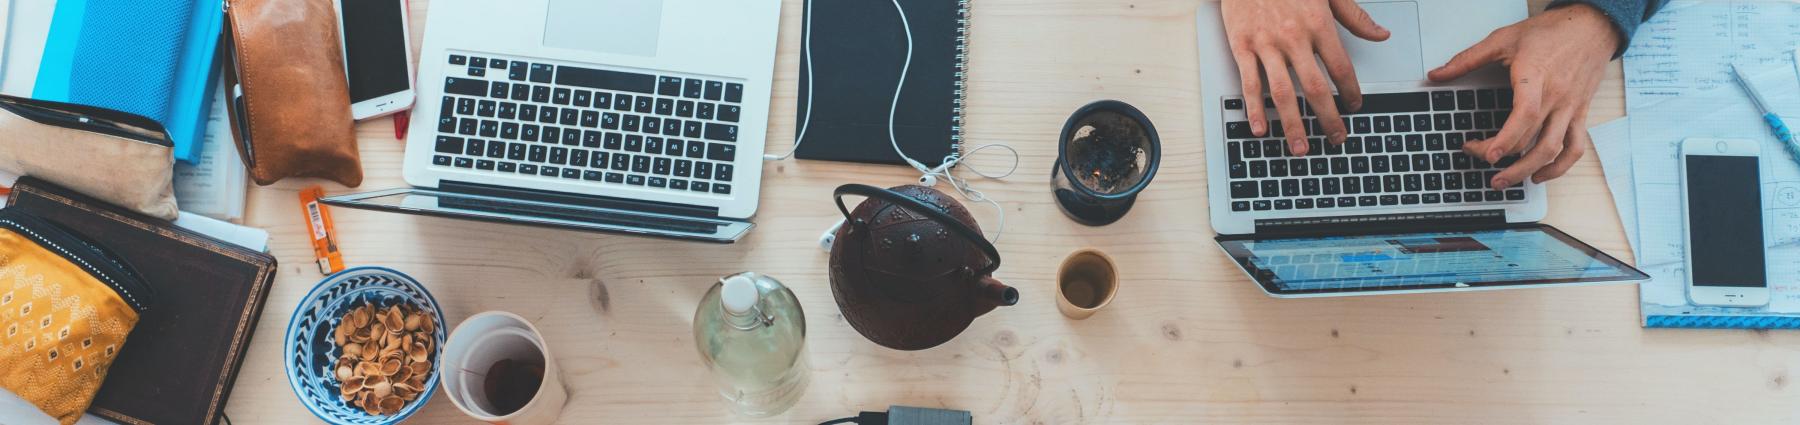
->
{"left": 220, "top": 0, "right": 258, "bottom": 168}
{"left": 0, "top": 210, "right": 155, "bottom": 313}
{"left": 0, "top": 96, "right": 174, "bottom": 147}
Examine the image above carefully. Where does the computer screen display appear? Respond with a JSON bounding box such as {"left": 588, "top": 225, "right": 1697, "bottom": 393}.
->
{"left": 1216, "top": 225, "right": 1646, "bottom": 295}
{"left": 318, "top": 188, "right": 751, "bottom": 243}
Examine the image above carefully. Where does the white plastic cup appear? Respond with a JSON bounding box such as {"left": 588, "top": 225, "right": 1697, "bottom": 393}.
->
{"left": 439, "top": 311, "right": 568, "bottom": 425}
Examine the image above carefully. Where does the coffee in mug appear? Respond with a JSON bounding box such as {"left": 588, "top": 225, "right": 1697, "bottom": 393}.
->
{"left": 481, "top": 357, "right": 545, "bottom": 416}
{"left": 441, "top": 312, "right": 567, "bottom": 425}
{"left": 1057, "top": 249, "right": 1119, "bottom": 319}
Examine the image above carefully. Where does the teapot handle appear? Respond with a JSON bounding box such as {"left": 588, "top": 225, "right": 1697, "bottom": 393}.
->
{"left": 833, "top": 184, "right": 1002, "bottom": 276}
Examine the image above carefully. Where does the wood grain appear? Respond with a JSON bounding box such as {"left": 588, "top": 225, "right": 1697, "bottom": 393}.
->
{"left": 223, "top": 0, "right": 1800, "bottom": 423}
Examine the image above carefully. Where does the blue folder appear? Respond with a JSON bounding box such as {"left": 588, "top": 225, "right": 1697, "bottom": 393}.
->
{"left": 1646, "top": 315, "right": 1800, "bottom": 329}
{"left": 33, "top": 0, "right": 223, "bottom": 164}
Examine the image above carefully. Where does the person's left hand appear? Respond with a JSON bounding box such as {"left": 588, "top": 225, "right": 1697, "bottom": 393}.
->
{"left": 1427, "top": 4, "right": 1621, "bottom": 188}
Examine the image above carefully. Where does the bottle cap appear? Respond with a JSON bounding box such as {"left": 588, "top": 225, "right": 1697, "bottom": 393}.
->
{"left": 721, "top": 275, "right": 760, "bottom": 315}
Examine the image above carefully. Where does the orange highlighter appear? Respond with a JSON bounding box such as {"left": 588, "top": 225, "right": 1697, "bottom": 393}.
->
{"left": 299, "top": 185, "right": 346, "bottom": 274}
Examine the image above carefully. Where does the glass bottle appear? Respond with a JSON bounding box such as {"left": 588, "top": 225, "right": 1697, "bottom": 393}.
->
{"left": 693, "top": 272, "right": 809, "bottom": 417}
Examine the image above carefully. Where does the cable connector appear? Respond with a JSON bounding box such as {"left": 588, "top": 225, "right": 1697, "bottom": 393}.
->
{"left": 820, "top": 405, "right": 972, "bottom": 425}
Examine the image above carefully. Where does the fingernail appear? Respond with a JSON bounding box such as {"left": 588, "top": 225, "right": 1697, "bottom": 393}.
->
{"left": 1252, "top": 120, "right": 1266, "bottom": 135}
{"left": 1493, "top": 178, "right": 1510, "bottom": 188}
{"left": 1331, "top": 131, "right": 1347, "bottom": 143}
{"left": 1291, "top": 141, "right": 1307, "bottom": 154}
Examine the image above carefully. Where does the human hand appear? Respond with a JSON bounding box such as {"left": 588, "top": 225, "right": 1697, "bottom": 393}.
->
{"left": 1222, "top": 0, "right": 1390, "bottom": 155}
{"left": 1428, "top": 4, "right": 1620, "bottom": 188}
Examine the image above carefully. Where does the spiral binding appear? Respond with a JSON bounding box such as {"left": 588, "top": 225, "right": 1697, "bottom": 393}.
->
{"left": 949, "top": 0, "right": 971, "bottom": 163}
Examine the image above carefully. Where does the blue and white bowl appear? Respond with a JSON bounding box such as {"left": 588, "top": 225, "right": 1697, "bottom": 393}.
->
{"left": 285, "top": 267, "right": 447, "bottom": 424}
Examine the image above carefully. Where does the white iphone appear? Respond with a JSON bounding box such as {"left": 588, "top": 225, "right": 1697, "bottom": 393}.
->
{"left": 1680, "top": 138, "right": 1771, "bottom": 307}
{"left": 334, "top": 0, "right": 415, "bottom": 120}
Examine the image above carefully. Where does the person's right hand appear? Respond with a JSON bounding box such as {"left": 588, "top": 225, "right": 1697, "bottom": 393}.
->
{"left": 1222, "top": 0, "right": 1391, "bottom": 155}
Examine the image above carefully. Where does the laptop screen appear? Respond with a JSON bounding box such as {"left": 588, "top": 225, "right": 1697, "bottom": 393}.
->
{"left": 318, "top": 188, "right": 753, "bottom": 244}
{"left": 1216, "top": 225, "right": 1646, "bottom": 296}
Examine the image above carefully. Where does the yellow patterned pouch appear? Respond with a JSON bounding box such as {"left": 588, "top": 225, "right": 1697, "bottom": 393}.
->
{"left": 0, "top": 209, "right": 152, "bottom": 424}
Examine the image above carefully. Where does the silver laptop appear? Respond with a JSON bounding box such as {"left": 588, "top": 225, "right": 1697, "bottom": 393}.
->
{"left": 325, "top": 0, "right": 780, "bottom": 243}
{"left": 1197, "top": 0, "right": 1645, "bottom": 297}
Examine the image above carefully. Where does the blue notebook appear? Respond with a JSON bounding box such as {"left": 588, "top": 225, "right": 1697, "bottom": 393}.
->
{"left": 33, "top": 0, "right": 223, "bottom": 164}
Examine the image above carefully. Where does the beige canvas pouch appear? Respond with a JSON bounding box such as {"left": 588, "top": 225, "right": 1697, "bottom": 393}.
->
{"left": 0, "top": 95, "right": 179, "bottom": 220}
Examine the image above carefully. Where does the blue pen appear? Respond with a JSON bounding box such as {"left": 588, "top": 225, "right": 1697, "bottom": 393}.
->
{"left": 1731, "top": 64, "right": 1800, "bottom": 162}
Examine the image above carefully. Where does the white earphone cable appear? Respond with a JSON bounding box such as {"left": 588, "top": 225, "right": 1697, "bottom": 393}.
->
{"left": 765, "top": 0, "right": 819, "bottom": 161}
{"left": 775, "top": 0, "right": 1019, "bottom": 242}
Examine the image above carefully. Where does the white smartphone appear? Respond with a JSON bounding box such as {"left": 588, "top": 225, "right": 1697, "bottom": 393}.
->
{"left": 334, "top": 0, "right": 415, "bottom": 120}
{"left": 1680, "top": 138, "right": 1771, "bottom": 308}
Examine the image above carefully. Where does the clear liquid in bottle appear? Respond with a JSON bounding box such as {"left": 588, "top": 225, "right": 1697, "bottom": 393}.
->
{"left": 693, "top": 272, "right": 809, "bottom": 417}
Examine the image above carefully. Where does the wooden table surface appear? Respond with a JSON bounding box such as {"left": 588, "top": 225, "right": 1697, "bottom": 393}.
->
{"left": 224, "top": 0, "right": 1800, "bottom": 423}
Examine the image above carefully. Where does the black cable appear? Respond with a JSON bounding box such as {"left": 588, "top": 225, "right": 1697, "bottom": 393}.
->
{"left": 820, "top": 411, "right": 889, "bottom": 425}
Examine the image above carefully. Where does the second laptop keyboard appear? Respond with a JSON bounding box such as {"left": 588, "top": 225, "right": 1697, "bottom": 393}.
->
{"left": 1220, "top": 89, "right": 1524, "bottom": 213}
{"left": 431, "top": 52, "right": 746, "bottom": 196}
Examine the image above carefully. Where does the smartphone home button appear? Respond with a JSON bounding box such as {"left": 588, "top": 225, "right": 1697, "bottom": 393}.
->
{"left": 1716, "top": 141, "right": 1730, "bottom": 153}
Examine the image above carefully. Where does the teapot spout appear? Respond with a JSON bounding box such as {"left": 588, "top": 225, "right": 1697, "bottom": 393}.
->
{"left": 977, "top": 276, "right": 1020, "bottom": 311}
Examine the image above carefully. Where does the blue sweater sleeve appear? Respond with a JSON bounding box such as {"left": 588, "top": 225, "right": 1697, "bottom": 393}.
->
{"left": 1548, "top": 0, "right": 1670, "bottom": 57}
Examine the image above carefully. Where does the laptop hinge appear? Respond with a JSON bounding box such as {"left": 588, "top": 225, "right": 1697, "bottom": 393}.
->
{"left": 439, "top": 180, "right": 724, "bottom": 220}
{"left": 1253, "top": 209, "right": 1508, "bottom": 236}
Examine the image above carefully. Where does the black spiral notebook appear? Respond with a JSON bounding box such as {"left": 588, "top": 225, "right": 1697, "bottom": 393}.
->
{"left": 795, "top": 0, "right": 970, "bottom": 167}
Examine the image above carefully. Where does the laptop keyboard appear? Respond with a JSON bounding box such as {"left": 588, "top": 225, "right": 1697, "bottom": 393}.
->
{"left": 431, "top": 52, "right": 746, "bottom": 196}
{"left": 1221, "top": 89, "right": 1525, "bottom": 213}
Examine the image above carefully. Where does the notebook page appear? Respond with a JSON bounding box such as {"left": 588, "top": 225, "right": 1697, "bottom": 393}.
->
{"left": 1590, "top": 118, "right": 1637, "bottom": 252}
{"left": 173, "top": 83, "right": 248, "bottom": 222}
{"left": 1624, "top": 0, "right": 1800, "bottom": 111}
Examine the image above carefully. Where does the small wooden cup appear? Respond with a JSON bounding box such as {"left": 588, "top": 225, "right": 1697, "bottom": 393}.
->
{"left": 1057, "top": 249, "right": 1119, "bottom": 320}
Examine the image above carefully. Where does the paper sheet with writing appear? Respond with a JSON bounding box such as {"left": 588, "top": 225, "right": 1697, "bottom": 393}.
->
{"left": 172, "top": 83, "right": 248, "bottom": 222}
{"left": 1624, "top": 61, "right": 1800, "bottom": 315}
{"left": 1624, "top": 0, "right": 1800, "bottom": 109}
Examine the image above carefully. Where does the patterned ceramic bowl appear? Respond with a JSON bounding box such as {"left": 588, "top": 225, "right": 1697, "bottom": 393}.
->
{"left": 285, "top": 267, "right": 447, "bottom": 424}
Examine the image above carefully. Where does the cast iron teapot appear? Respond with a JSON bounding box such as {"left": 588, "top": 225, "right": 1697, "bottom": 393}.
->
{"left": 829, "top": 184, "right": 1018, "bottom": 351}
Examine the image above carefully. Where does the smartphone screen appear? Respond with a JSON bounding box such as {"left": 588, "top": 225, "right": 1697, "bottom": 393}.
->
{"left": 1685, "top": 155, "right": 1766, "bottom": 287}
{"left": 340, "top": 0, "right": 410, "bottom": 103}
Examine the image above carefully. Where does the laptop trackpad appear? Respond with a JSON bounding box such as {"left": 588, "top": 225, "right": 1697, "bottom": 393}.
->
{"left": 1337, "top": 1, "right": 1424, "bottom": 83}
{"left": 543, "top": 0, "right": 663, "bottom": 57}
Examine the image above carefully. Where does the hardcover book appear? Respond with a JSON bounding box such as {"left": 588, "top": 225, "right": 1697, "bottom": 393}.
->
{"left": 6, "top": 177, "right": 275, "bottom": 425}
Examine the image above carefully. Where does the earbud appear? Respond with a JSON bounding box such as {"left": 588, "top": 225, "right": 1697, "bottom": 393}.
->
{"left": 918, "top": 174, "right": 937, "bottom": 187}
{"left": 819, "top": 219, "right": 846, "bottom": 252}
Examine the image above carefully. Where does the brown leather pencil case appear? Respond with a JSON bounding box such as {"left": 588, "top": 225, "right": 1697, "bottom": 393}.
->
{"left": 222, "top": 0, "right": 363, "bottom": 187}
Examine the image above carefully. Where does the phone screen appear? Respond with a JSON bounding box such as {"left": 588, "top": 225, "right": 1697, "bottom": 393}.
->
{"left": 340, "top": 0, "right": 411, "bottom": 103}
{"left": 1685, "top": 155, "right": 1766, "bottom": 287}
